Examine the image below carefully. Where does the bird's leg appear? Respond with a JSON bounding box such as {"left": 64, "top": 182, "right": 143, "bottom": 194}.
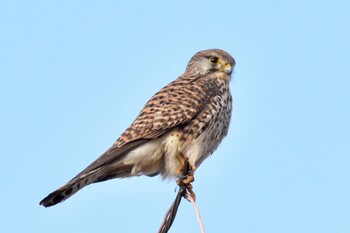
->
{"left": 176, "top": 153, "right": 197, "bottom": 201}
{"left": 176, "top": 152, "right": 186, "bottom": 176}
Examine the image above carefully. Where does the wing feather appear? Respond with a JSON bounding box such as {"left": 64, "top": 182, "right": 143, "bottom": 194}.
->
{"left": 71, "top": 74, "right": 220, "bottom": 179}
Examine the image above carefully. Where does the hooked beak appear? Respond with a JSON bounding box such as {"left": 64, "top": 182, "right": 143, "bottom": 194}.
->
{"left": 222, "top": 63, "right": 233, "bottom": 75}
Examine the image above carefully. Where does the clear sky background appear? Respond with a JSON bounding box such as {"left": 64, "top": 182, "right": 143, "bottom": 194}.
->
{"left": 1, "top": 1, "right": 349, "bottom": 233}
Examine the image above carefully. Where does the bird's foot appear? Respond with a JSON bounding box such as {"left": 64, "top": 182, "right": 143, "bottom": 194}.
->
{"left": 176, "top": 163, "right": 197, "bottom": 202}
{"left": 176, "top": 178, "right": 197, "bottom": 202}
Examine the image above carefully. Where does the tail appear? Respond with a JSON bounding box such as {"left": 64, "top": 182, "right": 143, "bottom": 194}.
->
{"left": 39, "top": 164, "right": 133, "bottom": 207}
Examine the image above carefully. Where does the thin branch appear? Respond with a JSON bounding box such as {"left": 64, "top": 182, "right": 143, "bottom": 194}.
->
{"left": 186, "top": 193, "right": 205, "bottom": 233}
{"left": 158, "top": 160, "right": 190, "bottom": 233}
{"left": 158, "top": 186, "right": 186, "bottom": 233}
{"left": 157, "top": 159, "right": 206, "bottom": 233}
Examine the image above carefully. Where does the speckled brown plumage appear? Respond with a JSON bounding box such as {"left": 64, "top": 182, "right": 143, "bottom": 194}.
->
{"left": 40, "top": 49, "right": 235, "bottom": 207}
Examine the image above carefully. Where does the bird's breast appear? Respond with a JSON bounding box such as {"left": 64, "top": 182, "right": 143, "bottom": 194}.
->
{"left": 179, "top": 87, "right": 232, "bottom": 168}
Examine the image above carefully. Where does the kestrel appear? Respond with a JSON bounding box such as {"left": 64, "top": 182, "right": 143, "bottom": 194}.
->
{"left": 40, "top": 49, "right": 235, "bottom": 207}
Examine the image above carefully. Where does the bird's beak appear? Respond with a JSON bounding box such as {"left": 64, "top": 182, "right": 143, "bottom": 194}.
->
{"left": 223, "top": 63, "right": 233, "bottom": 75}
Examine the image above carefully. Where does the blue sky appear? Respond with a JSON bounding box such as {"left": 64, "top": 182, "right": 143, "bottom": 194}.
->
{"left": 1, "top": 1, "right": 349, "bottom": 232}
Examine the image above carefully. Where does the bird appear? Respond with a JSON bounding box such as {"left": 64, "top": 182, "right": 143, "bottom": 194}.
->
{"left": 40, "top": 48, "right": 235, "bottom": 207}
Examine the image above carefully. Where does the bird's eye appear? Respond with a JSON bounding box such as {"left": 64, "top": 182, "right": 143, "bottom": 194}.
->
{"left": 209, "top": 56, "right": 219, "bottom": 64}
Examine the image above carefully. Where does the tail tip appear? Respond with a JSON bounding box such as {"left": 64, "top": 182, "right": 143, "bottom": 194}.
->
{"left": 39, "top": 192, "right": 65, "bottom": 207}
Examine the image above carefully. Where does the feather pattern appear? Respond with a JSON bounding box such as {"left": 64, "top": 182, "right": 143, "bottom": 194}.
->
{"left": 40, "top": 49, "right": 235, "bottom": 207}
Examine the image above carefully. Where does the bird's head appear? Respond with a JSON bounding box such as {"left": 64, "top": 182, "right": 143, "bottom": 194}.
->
{"left": 185, "top": 49, "right": 236, "bottom": 77}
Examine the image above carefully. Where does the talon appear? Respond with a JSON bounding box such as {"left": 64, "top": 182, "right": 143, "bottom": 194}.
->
{"left": 182, "top": 164, "right": 196, "bottom": 184}
{"left": 183, "top": 174, "right": 194, "bottom": 184}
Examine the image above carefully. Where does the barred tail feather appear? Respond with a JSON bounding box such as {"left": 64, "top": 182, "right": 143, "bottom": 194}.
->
{"left": 40, "top": 182, "right": 80, "bottom": 207}
{"left": 40, "top": 165, "right": 133, "bottom": 207}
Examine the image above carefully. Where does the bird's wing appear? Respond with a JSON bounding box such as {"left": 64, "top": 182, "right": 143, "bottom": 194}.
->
{"left": 70, "top": 75, "right": 219, "bottom": 180}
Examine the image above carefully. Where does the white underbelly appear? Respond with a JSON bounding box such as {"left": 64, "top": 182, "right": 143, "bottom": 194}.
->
{"left": 120, "top": 119, "right": 225, "bottom": 179}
